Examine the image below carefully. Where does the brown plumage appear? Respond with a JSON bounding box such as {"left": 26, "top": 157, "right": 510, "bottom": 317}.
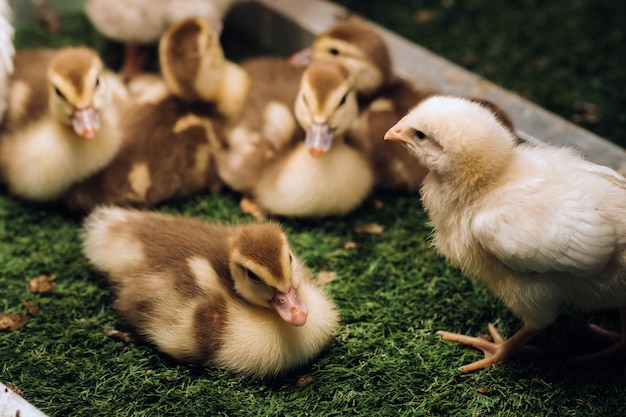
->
{"left": 214, "top": 56, "right": 305, "bottom": 193}
{"left": 65, "top": 17, "right": 249, "bottom": 213}
{"left": 0, "top": 47, "right": 126, "bottom": 202}
{"left": 82, "top": 206, "right": 338, "bottom": 377}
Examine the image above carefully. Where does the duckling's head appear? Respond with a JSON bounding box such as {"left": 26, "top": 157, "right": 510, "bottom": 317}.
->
{"left": 294, "top": 61, "right": 359, "bottom": 157}
{"left": 229, "top": 223, "right": 309, "bottom": 326}
{"left": 159, "top": 17, "right": 225, "bottom": 102}
{"left": 47, "top": 47, "right": 108, "bottom": 139}
{"left": 290, "top": 18, "right": 392, "bottom": 98}
{"left": 384, "top": 95, "right": 515, "bottom": 184}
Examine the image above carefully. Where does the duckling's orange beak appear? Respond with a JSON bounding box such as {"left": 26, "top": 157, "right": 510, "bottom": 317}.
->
{"left": 72, "top": 107, "right": 100, "bottom": 139}
{"left": 271, "top": 286, "right": 308, "bottom": 326}
{"left": 384, "top": 124, "right": 410, "bottom": 145}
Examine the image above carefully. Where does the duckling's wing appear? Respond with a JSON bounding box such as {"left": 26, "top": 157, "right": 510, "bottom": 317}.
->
{"left": 471, "top": 179, "right": 618, "bottom": 276}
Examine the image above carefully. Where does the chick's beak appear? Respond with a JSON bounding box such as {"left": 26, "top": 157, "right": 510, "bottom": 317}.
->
{"left": 306, "top": 122, "right": 334, "bottom": 157}
{"left": 384, "top": 124, "right": 410, "bottom": 144}
{"left": 72, "top": 107, "right": 100, "bottom": 139}
{"left": 271, "top": 286, "right": 308, "bottom": 326}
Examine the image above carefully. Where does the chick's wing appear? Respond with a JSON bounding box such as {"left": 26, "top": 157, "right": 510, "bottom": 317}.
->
{"left": 471, "top": 179, "right": 618, "bottom": 276}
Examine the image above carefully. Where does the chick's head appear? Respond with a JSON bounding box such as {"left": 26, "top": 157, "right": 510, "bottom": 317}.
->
{"left": 385, "top": 95, "right": 515, "bottom": 184}
{"left": 229, "top": 224, "right": 308, "bottom": 326}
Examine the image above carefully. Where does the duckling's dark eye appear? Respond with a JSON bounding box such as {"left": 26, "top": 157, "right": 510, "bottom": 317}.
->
{"left": 54, "top": 86, "right": 66, "bottom": 101}
{"left": 95, "top": 77, "right": 100, "bottom": 88}
{"left": 415, "top": 130, "right": 426, "bottom": 140}
{"left": 289, "top": 253, "right": 294, "bottom": 264}
{"left": 246, "top": 268, "right": 262, "bottom": 283}
{"left": 338, "top": 93, "right": 347, "bottom": 107}
{"left": 328, "top": 48, "right": 340, "bottom": 56}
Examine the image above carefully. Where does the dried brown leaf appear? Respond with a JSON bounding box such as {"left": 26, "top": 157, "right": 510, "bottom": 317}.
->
{"left": 23, "top": 302, "right": 40, "bottom": 316}
{"left": 0, "top": 313, "right": 29, "bottom": 332}
{"left": 28, "top": 274, "right": 57, "bottom": 293}
{"left": 374, "top": 200, "right": 384, "bottom": 210}
{"left": 315, "top": 271, "right": 337, "bottom": 286}
{"left": 295, "top": 375, "right": 313, "bottom": 387}
{"left": 354, "top": 223, "right": 384, "bottom": 234}
{"left": 6, "top": 382, "right": 23, "bottom": 397}
{"left": 103, "top": 328, "right": 134, "bottom": 345}
{"left": 343, "top": 241, "right": 357, "bottom": 249}
{"left": 413, "top": 9, "right": 436, "bottom": 24}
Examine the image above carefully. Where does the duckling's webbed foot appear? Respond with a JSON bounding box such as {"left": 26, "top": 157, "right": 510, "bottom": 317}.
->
{"left": 240, "top": 196, "right": 266, "bottom": 222}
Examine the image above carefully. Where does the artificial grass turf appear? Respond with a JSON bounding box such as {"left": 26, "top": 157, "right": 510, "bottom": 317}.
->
{"left": 2, "top": 2, "right": 626, "bottom": 417}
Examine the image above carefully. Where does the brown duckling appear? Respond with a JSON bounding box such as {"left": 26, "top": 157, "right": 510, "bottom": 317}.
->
{"left": 82, "top": 206, "right": 339, "bottom": 377}
{"left": 65, "top": 17, "right": 250, "bottom": 213}
{"left": 0, "top": 46, "right": 126, "bottom": 202}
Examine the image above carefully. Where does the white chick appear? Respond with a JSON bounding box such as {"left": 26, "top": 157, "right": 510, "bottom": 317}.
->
{"left": 0, "top": 0, "right": 14, "bottom": 123}
{"left": 384, "top": 95, "right": 626, "bottom": 372}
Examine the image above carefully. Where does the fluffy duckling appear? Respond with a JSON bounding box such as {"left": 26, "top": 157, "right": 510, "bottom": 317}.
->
{"left": 385, "top": 95, "right": 626, "bottom": 372}
{"left": 0, "top": 0, "right": 14, "bottom": 123}
{"left": 85, "top": 0, "right": 243, "bottom": 79}
{"left": 0, "top": 47, "right": 126, "bottom": 202}
{"left": 290, "top": 17, "right": 394, "bottom": 101}
{"left": 292, "top": 18, "right": 515, "bottom": 193}
{"left": 82, "top": 206, "right": 338, "bottom": 377}
{"left": 222, "top": 60, "right": 373, "bottom": 218}
{"left": 66, "top": 17, "right": 249, "bottom": 213}
{"left": 290, "top": 18, "right": 430, "bottom": 192}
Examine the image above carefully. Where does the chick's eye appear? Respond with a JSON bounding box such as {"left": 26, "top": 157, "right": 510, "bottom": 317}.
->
{"left": 414, "top": 130, "right": 426, "bottom": 140}
{"left": 246, "top": 268, "right": 262, "bottom": 283}
{"left": 328, "top": 48, "right": 340, "bottom": 56}
{"left": 338, "top": 94, "right": 347, "bottom": 107}
{"left": 54, "top": 86, "right": 65, "bottom": 100}
{"left": 95, "top": 77, "right": 100, "bottom": 88}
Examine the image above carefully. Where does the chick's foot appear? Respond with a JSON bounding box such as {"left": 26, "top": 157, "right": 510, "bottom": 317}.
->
{"left": 437, "top": 324, "right": 542, "bottom": 372}
{"left": 569, "top": 307, "right": 626, "bottom": 363}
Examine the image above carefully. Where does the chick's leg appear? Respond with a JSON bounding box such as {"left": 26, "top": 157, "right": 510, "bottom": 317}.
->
{"left": 569, "top": 307, "right": 626, "bottom": 363}
{"left": 437, "top": 324, "right": 542, "bottom": 372}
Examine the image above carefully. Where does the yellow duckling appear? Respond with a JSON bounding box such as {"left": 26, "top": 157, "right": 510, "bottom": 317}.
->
{"left": 0, "top": 46, "right": 126, "bottom": 202}
{"left": 218, "top": 60, "right": 374, "bottom": 218}
{"left": 82, "top": 206, "right": 339, "bottom": 377}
